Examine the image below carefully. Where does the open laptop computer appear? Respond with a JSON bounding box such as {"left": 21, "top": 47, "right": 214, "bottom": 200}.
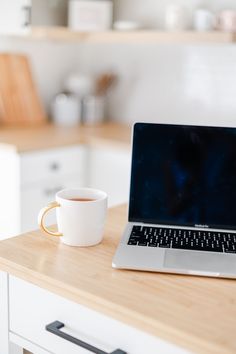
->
{"left": 112, "top": 122, "right": 236, "bottom": 279}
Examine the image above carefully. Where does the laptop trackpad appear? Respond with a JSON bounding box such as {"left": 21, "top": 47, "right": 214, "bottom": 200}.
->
{"left": 164, "top": 250, "right": 236, "bottom": 275}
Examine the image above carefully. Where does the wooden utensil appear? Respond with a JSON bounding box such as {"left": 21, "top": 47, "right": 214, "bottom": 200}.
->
{"left": 0, "top": 54, "right": 46, "bottom": 125}
{"left": 95, "top": 73, "right": 117, "bottom": 96}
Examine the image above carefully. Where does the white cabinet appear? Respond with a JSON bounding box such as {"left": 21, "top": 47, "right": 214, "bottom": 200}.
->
{"left": 8, "top": 276, "right": 187, "bottom": 354}
{"left": 0, "top": 0, "right": 29, "bottom": 34}
{"left": 21, "top": 175, "right": 85, "bottom": 232}
{"left": 0, "top": 145, "right": 87, "bottom": 239}
{"left": 20, "top": 146, "right": 85, "bottom": 186}
{"left": 20, "top": 146, "right": 87, "bottom": 232}
{"left": 0, "top": 142, "right": 130, "bottom": 239}
{"left": 88, "top": 146, "right": 131, "bottom": 207}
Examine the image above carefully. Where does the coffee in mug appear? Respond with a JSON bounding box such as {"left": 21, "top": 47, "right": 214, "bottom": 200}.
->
{"left": 38, "top": 188, "right": 107, "bottom": 247}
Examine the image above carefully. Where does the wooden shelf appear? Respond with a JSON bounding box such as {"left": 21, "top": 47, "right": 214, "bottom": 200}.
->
{"left": 15, "top": 26, "right": 236, "bottom": 43}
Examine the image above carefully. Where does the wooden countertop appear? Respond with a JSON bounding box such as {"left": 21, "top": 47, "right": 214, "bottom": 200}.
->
{"left": 0, "top": 205, "right": 235, "bottom": 354}
{"left": 0, "top": 122, "right": 131, "bottom": 152}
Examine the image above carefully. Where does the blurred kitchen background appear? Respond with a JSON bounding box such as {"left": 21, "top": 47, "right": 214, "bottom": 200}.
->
{"left": 1, "top": 0, "right": 236, "bottom": 125}
{"left": 1, "top": 0, "right": 236, "bottom": 239}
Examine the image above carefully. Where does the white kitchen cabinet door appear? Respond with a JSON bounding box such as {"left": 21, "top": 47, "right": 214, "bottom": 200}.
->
{"left": 0, "top": 0, "right": 28, "bottom": 34}
{"left": 20, "top": 145, "right": 87, "bottom": 186}
{"left": 20, "top": 145, "right": 88, "bottom": 233}
{"left": 9, "top": 276, "right": 189, "bottom": 354}
{"left": 21, "top": 175, "right": 86, "bottom": 232}
{"left": 0, "top": 145, "right": 88, "bottom": 239}
{"left": 88, "top": 146, "right": 131, "bottom": 207}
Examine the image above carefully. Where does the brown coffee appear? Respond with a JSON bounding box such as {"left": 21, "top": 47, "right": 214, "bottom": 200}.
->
{"left": 69, "top": 198, "right": 95, "bottom": 202}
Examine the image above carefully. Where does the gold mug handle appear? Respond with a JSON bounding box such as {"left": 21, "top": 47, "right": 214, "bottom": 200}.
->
{"left": 38, "top": 201, "right": 62, "bottom": 237}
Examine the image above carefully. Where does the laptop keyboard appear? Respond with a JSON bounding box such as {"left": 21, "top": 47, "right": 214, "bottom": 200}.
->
{"left": 128, "top": 226, "right": 236, "bottom": 254}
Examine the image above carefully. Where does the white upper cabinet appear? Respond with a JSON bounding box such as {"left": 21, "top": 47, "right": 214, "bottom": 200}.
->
{"left": 0, "top": 0, "right": 31, "bottom": 34}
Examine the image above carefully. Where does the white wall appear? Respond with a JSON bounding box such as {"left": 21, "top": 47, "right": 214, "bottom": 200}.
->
{"left": 1, "top": 0, "right": 236, "bottom": 126}
{"left": 76, "top": 42, "right": 236, "bottom": 127}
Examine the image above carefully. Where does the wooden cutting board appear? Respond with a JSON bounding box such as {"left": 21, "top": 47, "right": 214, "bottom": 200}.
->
{"left": 0, "top": 54, "right": 46, "bottom": 125}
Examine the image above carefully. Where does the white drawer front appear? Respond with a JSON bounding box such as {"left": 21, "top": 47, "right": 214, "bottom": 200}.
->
{"left": 20, "top": 146, "right": 87, "bottom": 186}
{"left": 9, "top": 276, "right": 189, "bottom": 354}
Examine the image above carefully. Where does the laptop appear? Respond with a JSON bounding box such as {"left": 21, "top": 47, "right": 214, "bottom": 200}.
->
{"left": 112, "top": 122, "right": 236, "bottom": 279}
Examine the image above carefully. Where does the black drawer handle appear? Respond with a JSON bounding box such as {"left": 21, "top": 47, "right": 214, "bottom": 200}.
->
{"left": 46, "top": 321, "right": 127, "bottom": 354}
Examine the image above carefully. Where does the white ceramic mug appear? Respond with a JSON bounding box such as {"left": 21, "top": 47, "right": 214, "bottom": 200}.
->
{"left": 216, "top": 10, "right": 236, "bottom": 32}
{"left": 165, "top": 5, "right": 189, "bottom": 31}
{"left": 38, "top": 188, "right": 107, "bottom": 247}
{"left": 193, "top": 9, "right": 215, "bottom": 31}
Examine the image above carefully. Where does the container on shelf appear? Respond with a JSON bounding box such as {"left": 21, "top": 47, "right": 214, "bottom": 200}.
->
{"left": 193, "top": 9, "right": 215, "bottom": 32}
{"left": 68, "top": 0, "right": 113, "bottom": 31}
{"left": 165, "top": 5, "right": 190, "bottom": 31}
{"left": 216, "top": 10, "right": 236, "bottom": 32}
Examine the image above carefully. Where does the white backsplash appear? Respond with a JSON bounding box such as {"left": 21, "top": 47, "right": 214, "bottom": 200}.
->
{"left": 76, "top": 43, "right": 236, "bottom": 127}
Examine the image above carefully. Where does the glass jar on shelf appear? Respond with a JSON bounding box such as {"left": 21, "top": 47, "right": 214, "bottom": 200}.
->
{"left": 68, "top": 0, "right": 113, "bottom": 31}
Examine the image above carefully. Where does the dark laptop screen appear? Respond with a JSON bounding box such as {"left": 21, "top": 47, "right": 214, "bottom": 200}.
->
{"left": 129, "top": 123, "right": 236, "bottom": 230}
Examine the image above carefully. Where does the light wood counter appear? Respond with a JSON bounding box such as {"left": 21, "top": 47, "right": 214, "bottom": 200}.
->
{"left": 0, "top": 122, "right": 131, "bottom": 152}
{"left": 0, "top": 205, "right": 235, "bottom": 354}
